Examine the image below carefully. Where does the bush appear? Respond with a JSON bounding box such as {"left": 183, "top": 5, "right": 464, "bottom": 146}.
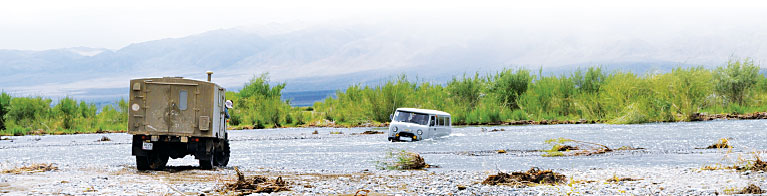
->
{"left": 5, "top": 97, "right": 53, "bottom": 130}
{"left": 715, "top": 59, "right": 760, "bottom": 105}
{"left": 0, "top": 92, "right": 11, "bottom": 130}
{"left": 489, "top": 68, "right": 531, "bottom": 109}
{"left": 228, "top": 73, "right": 292, "bottom": 128}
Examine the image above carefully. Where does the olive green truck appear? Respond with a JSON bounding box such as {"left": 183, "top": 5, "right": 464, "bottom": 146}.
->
{"left": 128, "top": 72, "right": 230, "bottom": 170}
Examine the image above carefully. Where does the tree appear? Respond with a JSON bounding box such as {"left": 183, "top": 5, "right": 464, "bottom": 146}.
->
{"left": 714, "top": 59, "right": 760, "bottom": 105}
{"left": 54, "top": 97, "right": 79, "bottom": 129}
{"left": 0, "top": 92, "right": 11, "bottom": 130}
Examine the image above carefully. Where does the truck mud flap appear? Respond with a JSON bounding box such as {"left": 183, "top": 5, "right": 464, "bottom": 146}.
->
{"left": 194, "top": 139, "right": 215, "bottom": 159}
{"left": 132, "top": 135, "right": 148, "bottom": 156}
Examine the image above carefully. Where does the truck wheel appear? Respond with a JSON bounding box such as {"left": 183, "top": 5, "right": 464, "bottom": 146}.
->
{"left": 214, "top": 140, "right": 230, "bottom": 167}
{"left": 147, "top": 152, "right": 169, "bottom": 171}
{"left": 199, "top": 155, "right": 214, "bottom": 169}
{"left": 136, "top": 156, "right": 150, "bottom": 170}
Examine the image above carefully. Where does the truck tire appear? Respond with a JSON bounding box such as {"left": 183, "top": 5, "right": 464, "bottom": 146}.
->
{"left": 214, "top": 140, "right": 230, "bottom": 167}
{"left": 136, "top": 156, "right": 150, "bottom": 170}
{"left": 199, "top": 154, "right": 214, "bottom": 169}
{"left": 137, "top": 151, "right": 168, "bottom": 171}
{"left": 147, "top": 151, "right": 169, "bottom": 171}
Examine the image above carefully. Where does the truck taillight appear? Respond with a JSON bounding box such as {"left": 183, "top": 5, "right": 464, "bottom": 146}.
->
{"left": 141, "top": 135, "right": 147, "bottom": 140}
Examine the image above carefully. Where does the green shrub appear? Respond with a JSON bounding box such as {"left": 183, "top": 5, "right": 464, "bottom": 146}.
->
{"left": 227, "top": 73, "right": 292, "bottom": 128}
{"left": 5, "top": 97, "right": 53, "bottom": 130}
{"left": 0, "top": 92, "right": 11, "bottom": 130}
{"left": 715, "top": 59, "right": 760, "bottom": 105}
{"left": 489, "top": 68, "right": 531, "bottom": 109}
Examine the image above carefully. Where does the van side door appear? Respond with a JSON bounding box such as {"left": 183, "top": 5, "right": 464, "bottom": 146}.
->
{"left": 429, "top": 115, "right": 437, "bottom": 138}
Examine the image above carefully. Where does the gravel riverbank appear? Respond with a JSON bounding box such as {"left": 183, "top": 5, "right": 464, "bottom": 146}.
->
{"left": 3, "top": 120, "right": 767, "bottom": 195}
{"left": 1, "top": 165, "right": 764, "bottom": 195}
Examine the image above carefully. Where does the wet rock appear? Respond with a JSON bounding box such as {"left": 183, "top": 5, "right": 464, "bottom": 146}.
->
{"left": 96, "top": 136, "right": 111, "bottom": 142}
{"left": 360, "top": 130, "right": 384, "bottom": 135}
{"left": 703, "top": 138, "right": 731, "bottom": 149}
{"left": 738, "top": 184, "right": 764, "bottom": 194}
{"left": 556, "top": 145, "right": 579, "bottom": 151}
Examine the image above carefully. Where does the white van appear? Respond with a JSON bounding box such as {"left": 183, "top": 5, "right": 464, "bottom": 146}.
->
{"left": 388, "top": 108, "right": 452, "bottom": 142}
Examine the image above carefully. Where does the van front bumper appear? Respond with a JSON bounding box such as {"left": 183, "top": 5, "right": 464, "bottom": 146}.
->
{"left": 388, "top": 132, "right": 418, "bottom": 142}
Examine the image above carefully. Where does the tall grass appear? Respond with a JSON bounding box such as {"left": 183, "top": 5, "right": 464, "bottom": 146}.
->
{"left": 0, "top": 93, "right": 129, "bottom": 136}
{"left": 313, "top": 59, "right": 765, "bottom": 125}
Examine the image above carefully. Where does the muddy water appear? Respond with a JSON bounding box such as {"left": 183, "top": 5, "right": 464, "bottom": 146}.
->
{"left": 2, "top": 119, "right": 766, "bottom": 172}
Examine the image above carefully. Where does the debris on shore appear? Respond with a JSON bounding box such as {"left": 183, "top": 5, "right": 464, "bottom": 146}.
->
{"left": 691, "top": 112, "right": 767, "bottom": 121}
{"left": 542, "top": 138, "right": 613, "bottom": 157}
{"left": 378, "top": 150, "right": 428, "bottom": 170}
{"left": 482, "top": 167, "right": 566, "bottom": 186}
{"left": 615, "top": 146, "right": 645, "bottom": 151}
{"left": 224, "top": 167, "right": 291, "bottom": 194}
{"left": 704, "top": 138, "right": 732, "bottom": 149}
{"left": 606, "top": 176, "right": 642, "bottom": 183}
{"left": 2, "top": 163, "right": 59, "bottom": 174}
{"left": 738, "top": 184, "right": 765, "bottom": 194}
{"left": 311, "top": 130, "right": 319, "bottom": 134}
{"left": 555, "top": 145, "right": 579, "bottom": 151}
{"left": 736, "top": 157, "right": 767, "bottom": 172}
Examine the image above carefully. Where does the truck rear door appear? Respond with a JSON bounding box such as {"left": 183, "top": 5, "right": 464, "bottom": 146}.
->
{"left": 169, "top": 85, "right": 197, "bottom": 134}
{"left": 145, "top": 83, "right": 170, "bottom": 133}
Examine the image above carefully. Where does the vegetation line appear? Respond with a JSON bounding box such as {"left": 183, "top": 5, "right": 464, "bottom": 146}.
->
{"left": 1, "top": 58, "right": 765, "bottom": 135}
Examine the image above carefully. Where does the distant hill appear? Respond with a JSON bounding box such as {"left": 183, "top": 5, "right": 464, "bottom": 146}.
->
{"left": 1, "top": 22, "right": 764, "bottom": 105}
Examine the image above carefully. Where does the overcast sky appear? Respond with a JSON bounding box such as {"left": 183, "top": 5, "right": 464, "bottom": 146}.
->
{"left": 1, "top": 0, "right": 766, "bottom": 51}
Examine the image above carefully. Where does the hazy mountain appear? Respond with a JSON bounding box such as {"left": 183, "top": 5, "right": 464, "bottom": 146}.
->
{"left": 1, "top": 22, "right": 764, "bottom": 103}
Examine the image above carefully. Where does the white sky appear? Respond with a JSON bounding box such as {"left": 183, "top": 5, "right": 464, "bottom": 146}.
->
{"left": 0, "top": 0, "right": 766, "bottom": 50}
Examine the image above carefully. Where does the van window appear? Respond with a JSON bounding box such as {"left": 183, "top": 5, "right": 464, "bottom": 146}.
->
{"left": 393, "top": 111, "right": 429, "bottom": 125}
{"left": 441, "top": 117, "right": 449, "bottom": 126}
{"left": 179, "top": 90, "right": 188, "bottom": 110}
{"left": 430, "top": 116, "right": 436, "bottom": 126}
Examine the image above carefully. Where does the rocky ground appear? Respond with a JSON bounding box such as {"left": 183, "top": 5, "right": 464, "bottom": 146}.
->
{"left": 1, "top": 164, "right": 765, "bottom": 195}
{"left": 5, "top": 120, "right": 767, "bottom": 195}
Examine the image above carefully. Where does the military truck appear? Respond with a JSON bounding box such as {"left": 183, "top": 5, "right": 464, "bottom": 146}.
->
{"left": 128, "top": 72, "right": 230, "bottom": 170}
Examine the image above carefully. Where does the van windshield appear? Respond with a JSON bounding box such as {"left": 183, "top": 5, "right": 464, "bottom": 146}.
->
{"left": 393, "top": 111, "right": 429, "bottom": 125}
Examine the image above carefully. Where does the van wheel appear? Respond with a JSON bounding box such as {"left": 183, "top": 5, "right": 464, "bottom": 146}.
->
{"left": 214, "top": 140, "right": 230, "bottom": 167}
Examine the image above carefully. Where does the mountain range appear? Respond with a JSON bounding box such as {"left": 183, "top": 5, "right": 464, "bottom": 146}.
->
{"left": 1, "top": 22, "right": 765, "bottom": 105}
